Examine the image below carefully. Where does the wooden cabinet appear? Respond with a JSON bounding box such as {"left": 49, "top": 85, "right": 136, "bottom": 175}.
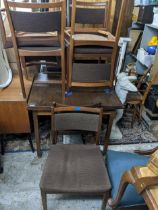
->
{"left": 0, "top": 75, "right": 32, "bottom": 134}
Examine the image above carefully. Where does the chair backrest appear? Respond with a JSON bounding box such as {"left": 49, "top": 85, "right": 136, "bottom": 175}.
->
{"left": 4, "top": 0, "right": 66, "bottom": 47}
{"left": 137, "top": 65, "right": 158, "bottom": 105}
{"left": 70, "top": 0, "right": 112, "bottom": 31}
{"left": 51, "top": 106, "right": 103, "bottom": 145}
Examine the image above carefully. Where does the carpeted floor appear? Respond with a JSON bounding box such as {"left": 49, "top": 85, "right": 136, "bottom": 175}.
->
{"left": 110, "top": 121, "right": 157, "bottom": 145}
{"left": 2, "top": 119, "right": 157, "bottom": 153}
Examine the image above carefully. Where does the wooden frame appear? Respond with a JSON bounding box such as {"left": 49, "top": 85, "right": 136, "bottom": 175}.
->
{"left": 126, "top": 65, "right": 158, "bottom": 127}
{"left": 65, "top": 0, "right": 127, "bottom": 90}
{"left": 106, "top": 147, "right": 158, "bottom": 210}
{"left": 4, "top": 0, "right": 66, "bottom": 98}
{"left": 51, "top": 105, "right": 103, "bottom": 145}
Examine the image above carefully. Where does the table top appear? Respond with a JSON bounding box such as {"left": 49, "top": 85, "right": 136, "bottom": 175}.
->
{"left": 27, "top": 81, "right": 122, "bottom": 112}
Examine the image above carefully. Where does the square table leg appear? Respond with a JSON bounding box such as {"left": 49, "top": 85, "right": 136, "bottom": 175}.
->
{"left": 33, "top": 111, "right": 42, "bottom": 158}
{"left": 103, "top": 111, "right": 115, "bottom": 152}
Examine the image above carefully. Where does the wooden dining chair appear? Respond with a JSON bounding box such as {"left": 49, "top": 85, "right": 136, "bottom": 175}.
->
{"left": 125, "top": 65, "right": 158, "bottom": 127}
{"left": 65, "top": 0, "right": 127, "bottom": 90}
{"left": 40, "top": 106, "right": 111, "bottom": 210}
{"left": 106, "top": 147, "right": 158, "bottom": 210}
{"left": 4, "top": 0, "right": 66, "bottom": 98}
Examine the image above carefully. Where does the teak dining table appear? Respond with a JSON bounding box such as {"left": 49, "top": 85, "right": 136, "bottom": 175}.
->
{"left": 27, "top": 74, "right": 122, "bottom": 157}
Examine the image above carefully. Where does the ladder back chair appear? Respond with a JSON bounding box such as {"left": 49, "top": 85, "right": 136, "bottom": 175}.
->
{"left": 106, "top": 147, "right": 158, "bottom": 210}
{"left": 4, "top": 0, "right": 66, "bottom": 98}
{"left": 65, "top": 0, "right": 126, "bottom": 90}
{"left": 40, "top": 106, "right": 111, "bottom": 210}
{"left": 125, "top": 65, "right": 158, "bottom": 127}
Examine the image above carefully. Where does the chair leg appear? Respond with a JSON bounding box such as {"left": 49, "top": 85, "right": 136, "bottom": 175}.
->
{"left": 0, "top": 163, "right": 3, "bottom": 174}
{"left": 28, "top": 134, "right": 35, "bottom": 153}
{"left": 101, "top": 192, "right": 110, "bottom": 210}
{"left": 41, "top": 191, "right": 47, "bottom": 210}
{"left": 81, "top": 134, "right": 86, "bottom": 144}
{"left": 0, "top": 135, "right": 5, "bottom": 155}
{"left": 20, "top": 56, "right": 29, "bottom": 80}
{"left": 131, "top": 105, "right": 137, "bottom": 128}
{"left": 0, "top": 153, "right": 3, "bottom": 174}
{"left": 0, "top": 136, "right": 4, "bottom": 174}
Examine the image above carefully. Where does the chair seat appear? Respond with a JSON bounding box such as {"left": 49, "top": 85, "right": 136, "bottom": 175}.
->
{"left": 19, "top": 46, "right": 61, "bottom": 57}
{"left": 19, "top": 46, "right": 60, "bottom": 51}
{"left": 74, "top": 46, "right": 113, "bottom": 54}
{"left": 126, "top": 91, "right": 143, "bottom": 104}
{"left": 40, "top": 144, "right": 111, "bottom": 194}
{"left": 106, "top": 150, "right": 149, "bottom": 207}
{"left": 4, "top": 36, "right": 60, "bottom": 49}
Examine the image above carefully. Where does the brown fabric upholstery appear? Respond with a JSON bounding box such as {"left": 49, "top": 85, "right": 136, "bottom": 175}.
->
{"left": 55, "top": 113, "right": 99, "bottom": 132}
{"left": 18, "top": 38, "right": 60, "bottom": 48}
{"left": 19, "top": 46, "right": 60, "bottom": 51}
{"left": 74, "top": 46, "right": 113, "bottom": 54}
{"left": 126, "top": 91, "right": 143, "bottom": 103}
{"left": 70, "top": 8, "right": 105, "bottom": 25}
{"left": 40, "top": 144, "right": 111, "bottom": 193}
{"left": 76, "top": 8, "right": 105, "bottom": 24}
{"left": 4, "top": 36, "right": 60, "bottom": 48}
{"left": 72, "top": 63, "right": 110, "bottom": 82}
{"left": 10, "top": 11, "right": 61, "bottom": 32}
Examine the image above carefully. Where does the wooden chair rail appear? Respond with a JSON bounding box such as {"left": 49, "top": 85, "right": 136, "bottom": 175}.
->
{"left": 135, "top": 176, "right": 158, "bottom": 194}
{"left": 72, "top": 1, "right": 109, "bottom": 7}
{"left": 6, "top": 1, "right": 63, "bottom": 9}
{"left": 135, "top": 147, "right": 158, "bottom": 156}
{"left": 52, "top": 106, "right": 103, "bottom": 114}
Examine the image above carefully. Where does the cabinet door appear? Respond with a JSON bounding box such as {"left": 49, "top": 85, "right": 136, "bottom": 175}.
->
{"left": 0, "top": 101, "right": 31, "bottom": 134}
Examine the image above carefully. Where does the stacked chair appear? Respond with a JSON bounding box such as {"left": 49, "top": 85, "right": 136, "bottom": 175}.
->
{"left": 3, "top": 0, "right": 127, "bottom": 96}
{"left": 65, "top": 0, "right": 126, "bottom": 90}
{"left": 4, "top": 0, "right": 66, "bottom": 98}
{"left": 124, "top": 65, "right": 158, "bottom": 127}
{"left": 4, "top": 1, "right": 156, "bottom": 210}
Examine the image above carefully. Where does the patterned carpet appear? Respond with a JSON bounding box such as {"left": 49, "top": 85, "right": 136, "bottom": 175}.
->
{"left": 110, "top": 121, "right": 157, "bottom": 145}
{"left": 1, "top": 119, "right": 157, "bottom": 153}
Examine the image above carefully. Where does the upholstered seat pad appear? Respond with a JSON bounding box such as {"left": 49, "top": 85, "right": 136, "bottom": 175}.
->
{"left": 74, "top": 46, "right": 113, "bottom": 54}
{"left": 4, "top": 36, "right": 60, "bottom": 49}
{"left": 19, "top": 46, "right": 60, "bottom": 51}
{"left": 40, "top": 144, "right": 111, "bottom": 193}
{"left": 106, "top": 150, "right": 149, "bottom": 207}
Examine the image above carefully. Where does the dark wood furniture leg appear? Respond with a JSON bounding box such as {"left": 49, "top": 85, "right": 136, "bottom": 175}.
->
{"left": 41, "top": 190, "right": 47, "bottom": 210}
{"left": 28, "top": 134, "right": 35, "bottom": 153}
{"left": 33, "top": 112, "right": 42, "bottom": 158}
{"left": 0, "top": 135, "right": 5, "bottom": 155}
{"left": 0, "top": 136, "right": 4, "bottom": 174}
{"left": 104, "top": 111, "right": 115, "bottom": 153}
{"left": 101, "top": 191, "right": 110, "bottom": 210}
